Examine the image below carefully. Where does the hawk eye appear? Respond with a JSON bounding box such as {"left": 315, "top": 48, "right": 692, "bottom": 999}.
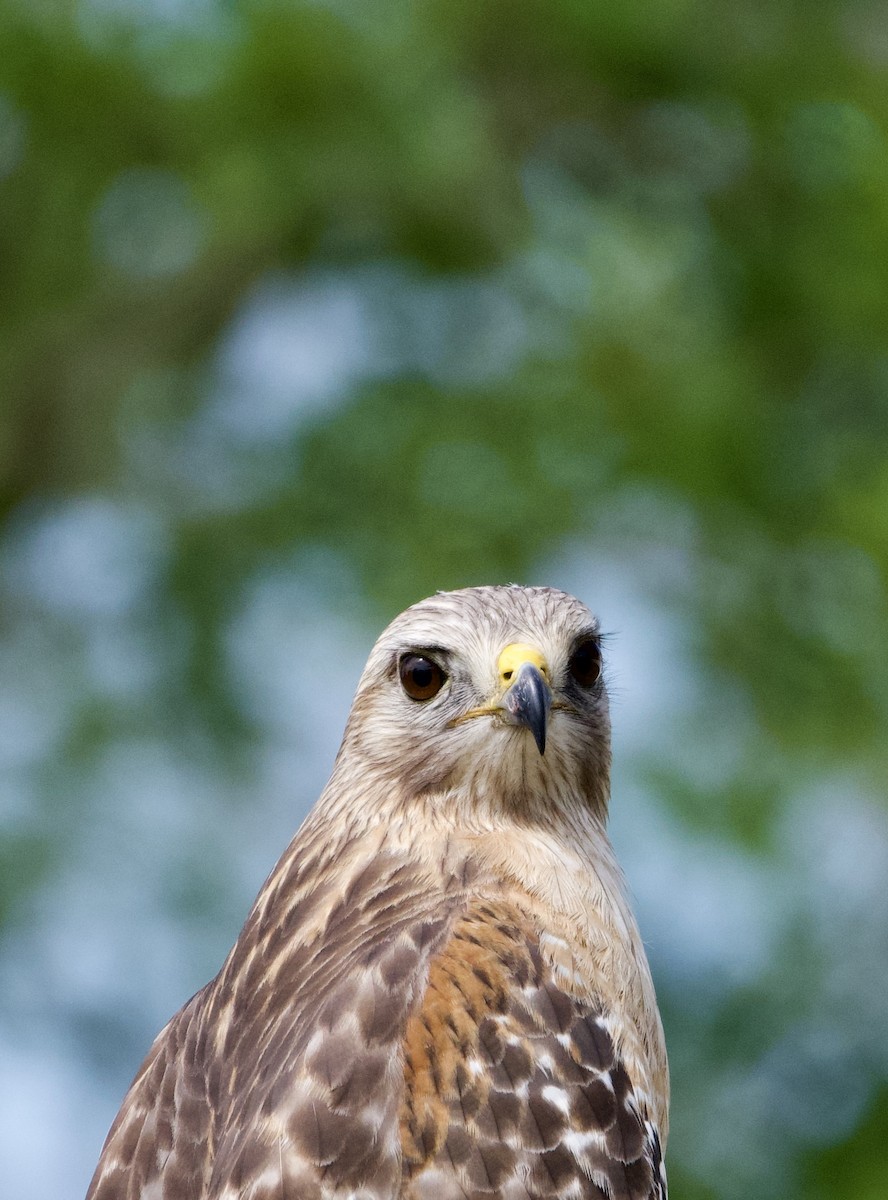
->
{"left": 568, "top": 638, "right": 602, "bottom": 687}
{"left": 399, "top": 654, "right": 446, "bottom": 701}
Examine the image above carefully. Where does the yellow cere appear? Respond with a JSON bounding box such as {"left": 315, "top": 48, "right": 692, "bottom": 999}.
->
{"left": 496, "top": 643, "right": 549, "bottom": 685}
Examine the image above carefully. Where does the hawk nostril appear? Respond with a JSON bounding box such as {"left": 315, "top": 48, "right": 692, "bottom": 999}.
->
{"left": 497, "top": 642, "right": 549, "bottom": 685}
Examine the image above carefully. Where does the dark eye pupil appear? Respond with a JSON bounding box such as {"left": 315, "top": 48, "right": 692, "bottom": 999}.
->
{"left": 399, "top": 654, "right": 446, "bottom": 700}
{"left": 412, "top": 663, "right": 434, "bottom": 688}
{"left": 569, "top": 639, "right": 601, "bottom": 686}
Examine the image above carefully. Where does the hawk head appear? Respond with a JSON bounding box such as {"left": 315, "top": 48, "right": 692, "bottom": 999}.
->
{"left": 337, "top": 585, "right": 612, "bottom": 819}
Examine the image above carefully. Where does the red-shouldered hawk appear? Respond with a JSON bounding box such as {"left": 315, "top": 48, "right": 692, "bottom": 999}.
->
{"left": 88, "top": 585, "right": 669, "bottom": 1199}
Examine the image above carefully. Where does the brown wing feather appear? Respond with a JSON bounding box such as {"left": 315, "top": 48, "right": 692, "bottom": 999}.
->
{"left": 87, "top": 850, "right": 475, "bottom": 1199}
{"left": 86, "top": 995, "right": 214, "bottom": 1199}
{"left": 400, "top": 898, "right": 667, "bottom": 1200}
{"left": 88, "top": 861, "right": 665, "bottom": 1200}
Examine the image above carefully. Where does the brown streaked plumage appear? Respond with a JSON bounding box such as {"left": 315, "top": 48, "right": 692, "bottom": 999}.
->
{"left": 87, "top": 585, "right": 669, "bottom": 1200}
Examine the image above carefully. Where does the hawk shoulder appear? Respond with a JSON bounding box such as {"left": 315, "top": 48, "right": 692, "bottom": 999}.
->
{"left": 88, "top": 858, "right": 665, "bottom": 1199}
{"left": 88, "top": 849, "right": 470, "bottom": 1199}
{"left": 401, "top": 894, "right": 667, "bottom": 1200}
{"left": 88, "top": 995, "right": 212, "bottom": 1200}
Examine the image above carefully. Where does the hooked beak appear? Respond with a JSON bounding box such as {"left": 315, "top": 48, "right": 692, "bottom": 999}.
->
{"left": 504, "top": 662, "right": 552, "bottom": 755}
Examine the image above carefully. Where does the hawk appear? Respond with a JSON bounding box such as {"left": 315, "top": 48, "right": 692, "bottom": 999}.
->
{"left": 88, "top": 585, "right": 669, "bottom": 1200}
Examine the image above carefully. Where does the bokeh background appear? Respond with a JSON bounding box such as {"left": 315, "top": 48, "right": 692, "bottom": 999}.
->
{"left": 2, "top": 2, "right": 888, "bottom": 1197}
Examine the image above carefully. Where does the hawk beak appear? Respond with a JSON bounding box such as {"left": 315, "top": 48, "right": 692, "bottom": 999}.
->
{"left": 504, "top": 661, "right": 552, "bottom": 756}
{"left": 452, "top": 643, "right": 553, "bottom": 752}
